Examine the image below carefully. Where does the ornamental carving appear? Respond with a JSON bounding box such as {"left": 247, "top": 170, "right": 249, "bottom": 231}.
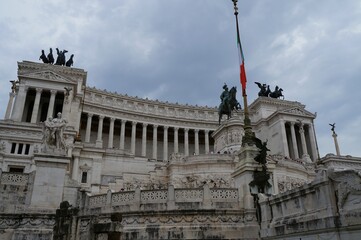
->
{"left": 0, "top": 173, "right": 29, "bottom": 186}
{"left": 121, "top": 214, "right": 244, "bottom": 226}
{"left": 328, "top": 168, "right": 361, "bottom": 209}
{"left": 277, "top": 176, "right": 306, "bottom": 193}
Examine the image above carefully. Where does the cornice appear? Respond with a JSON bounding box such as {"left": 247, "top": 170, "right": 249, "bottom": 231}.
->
{"left": 249, "top": 96, "right": 305, "bottom": 110}
{"left": 85, "top": 86, "right": 217, "bottom": 111}
{"left": 18, "top": 61, "right": 87, "bottom": 82}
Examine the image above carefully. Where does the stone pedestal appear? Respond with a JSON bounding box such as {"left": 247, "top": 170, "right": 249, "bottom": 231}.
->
{"left": 30, "top": 153, "right": 70, "bottom": 209}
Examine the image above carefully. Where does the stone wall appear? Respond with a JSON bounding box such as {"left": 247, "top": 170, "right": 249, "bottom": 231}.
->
{"left": 75, "top": 185, "right": 259, "bottom": 239}
{"left": 258, "top": 169, "right": 361, "bottom": 239}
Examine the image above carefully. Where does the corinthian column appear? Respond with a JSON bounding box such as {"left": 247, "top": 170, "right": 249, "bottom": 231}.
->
{"left": 47, "top": 90, "right": 57, "bottom": 119}
{"left": 12, "top": 85, "right": 28, "bottom": 121}
{"left": 108, "top": 118, "right": 115, "bottom": 149}
{"left": 174, "top": 127, "right": 179, "bottom": 153}
{"left": 131, "top": 121, "right": 137, "bottom": 154}
{"left": 153, "top": 125, "right": 158, "bottom": 159}
{"left": 163, "top": 126, "right": 169, "bottom": 161}
{"left": 5, "top": 92, "right": 16, "bottom": 119}
{"left": 85, "top": 113, "right": 93, "bottom": 143}
{"left": 290, "top": 122, "right": 299, "bottom": 159}
{"left": 120, "top": 120, "right": 126, "bottom": 149}
{"left": 31, "top": 88, "right": 43, "bottom": 123}
{"left": 184, "top": 128, "right": 189, "bottom": 156}
{"left": 194, "top": 129, "right": 199, "bottom": 155}
{"left": 299, "top": 122, "right": 311, "bottom": 162}
{"left": 142, "top": 123, "right": 148, "bottom": 157}
{"left": 96, "top": 115, "right": 104, "bottom": 148}
{"left": 204, "top": 130, "right": 210, "bottom": 154}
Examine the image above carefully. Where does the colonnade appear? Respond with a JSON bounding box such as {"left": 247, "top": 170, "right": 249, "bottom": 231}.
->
{"left": 83, "top": 113, "right": 212, "bottom": 161}
{"left": 7, "top": 86, "right": 65, "bottom": 122}
{"left": 282, "top": 120, "right": 317, "bottom": 161}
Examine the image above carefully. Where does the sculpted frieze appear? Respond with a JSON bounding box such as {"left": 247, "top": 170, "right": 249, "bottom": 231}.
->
{"left": 121, "top": 213, "right": 244, "bottom": 226}
{"left": 277, "top": 175, "right": 306, "bottom": 193}
{"left": 328, "top": 168, "right": 361, "bottom": 210}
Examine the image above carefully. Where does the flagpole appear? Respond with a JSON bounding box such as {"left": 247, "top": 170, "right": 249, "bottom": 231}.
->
{"left": 232, "top": 0, "right": 254, "bottom": 144}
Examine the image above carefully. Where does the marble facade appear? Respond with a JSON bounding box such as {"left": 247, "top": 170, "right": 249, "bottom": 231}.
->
{"left": 0, "top": 61, "right": 361, "bottom": 239}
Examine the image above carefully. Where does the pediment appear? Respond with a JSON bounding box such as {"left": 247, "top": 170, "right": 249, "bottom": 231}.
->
{"left": 20, "top": 70, "right": 75, "bottom": 84}
{"left": 281, "top": 107, "right": 315, "bottom": 117}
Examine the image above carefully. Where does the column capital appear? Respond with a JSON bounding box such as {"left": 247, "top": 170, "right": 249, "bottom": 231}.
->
{"left": 184, "top": 128, "right": 189, "bottom": 132}
{"left": 23, "top": 86, "right": 29, "bottom": 92}
{"left": 174, "top": 127, "right": 179, "bottom": 131}
{"left": 99, "top": 115, "right": 105, "bottom": 120}
{"left": 194, "top": 129, "right": 199, "bottom": 133}
{"left": 87, "top": 113, "right": 93, "bottom": 118}
{"left": 50, "top": 89, "right": 57, "bottom": 95}
{"left": 35, "top": 88, "right": 43, "bottom": 93}
{"left": 163, "top": 126, "right": 169, "bottom": 130}
{"left": 121, "top": 119, "right": 127, "bottom": 124}
{"left": 153, "top": 124, "right": 158, "bottom": 129}
{"left": 290, "top": 121, "right": 296, "bottom": 126}
{"left": 142, "top": 123, "right": 148, "bottom": 127}
{"left": 204, "top": 129, "right": 209, "bottom": 134}
{"left": 132, "top": 121, "right": 137, "bottom": 126}
{"left": 110, "top": 117, "right": 116, "bottom": 122}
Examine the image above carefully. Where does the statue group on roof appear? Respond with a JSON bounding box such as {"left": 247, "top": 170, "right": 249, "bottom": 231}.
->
{"left": 255, "top": 82, "right": 284, "bottom": 99}
{"left": 39, "top": 48, "right": 74, "bottom": 67}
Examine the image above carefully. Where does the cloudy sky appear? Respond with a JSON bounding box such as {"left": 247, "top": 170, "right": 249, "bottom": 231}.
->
{"left": 0, "top": 0, "right": 360, "bottom": 157}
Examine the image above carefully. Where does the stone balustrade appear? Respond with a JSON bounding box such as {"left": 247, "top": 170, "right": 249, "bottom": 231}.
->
{"left": 0, "top": 172, "right": 29, "bottom": 186}
{"left": 85, "top": 185, "right": 240, "bottom": 213}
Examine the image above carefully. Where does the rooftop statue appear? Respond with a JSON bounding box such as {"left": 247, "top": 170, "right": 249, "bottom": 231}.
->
{"left": 42, "top": 112, "right": 67, "bottom": 152}
{"left": 10, "top": 80, "right": 19, "bottom": 93}
{"left": 269, "top": 85, "right": 284, "bottom": 99}
{"left": 39, "top": 50, "right": 49, "bottom": 64}
{"left": 218, "top": 84, "right": 241, "bottom": 125}
{"left": 255, "top": 82, "right": 270, "bottom": 97}
{"left": 255, "top": 82, "right": 284, "bottom": 99}
{"left": 48, "top": 48, "right": 54, "bottom": 64}
{"left": 38, "top": 48, "right": 75, "bottom": 66}
{"left": 65, "top": 54, "right": 74, "bottom": 67}
{"left": 329, "top": 123, "right": 336, "bottom": 134}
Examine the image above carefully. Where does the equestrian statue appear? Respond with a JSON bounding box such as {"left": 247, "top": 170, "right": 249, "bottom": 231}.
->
{"left": 218, "top": 84, "right": 241, "bottom": 125}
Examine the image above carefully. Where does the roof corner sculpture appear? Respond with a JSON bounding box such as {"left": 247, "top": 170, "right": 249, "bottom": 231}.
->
{"left": 39, "top": 48, "right": 75, "bottom": 67}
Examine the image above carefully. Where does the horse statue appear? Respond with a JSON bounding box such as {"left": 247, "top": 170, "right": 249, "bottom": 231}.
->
{"left": 269, "top": 86, "right": 284, "bottom": 99}
{"left": 255, "top": 82, "right": 271, "bottom": 97}
{"left": 218, "top": 84, "right": 241, "bottom": 125}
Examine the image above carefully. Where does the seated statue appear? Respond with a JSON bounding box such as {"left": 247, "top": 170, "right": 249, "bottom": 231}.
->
{"left": 43, "top": 112, "right": 67, "bottom": 151}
